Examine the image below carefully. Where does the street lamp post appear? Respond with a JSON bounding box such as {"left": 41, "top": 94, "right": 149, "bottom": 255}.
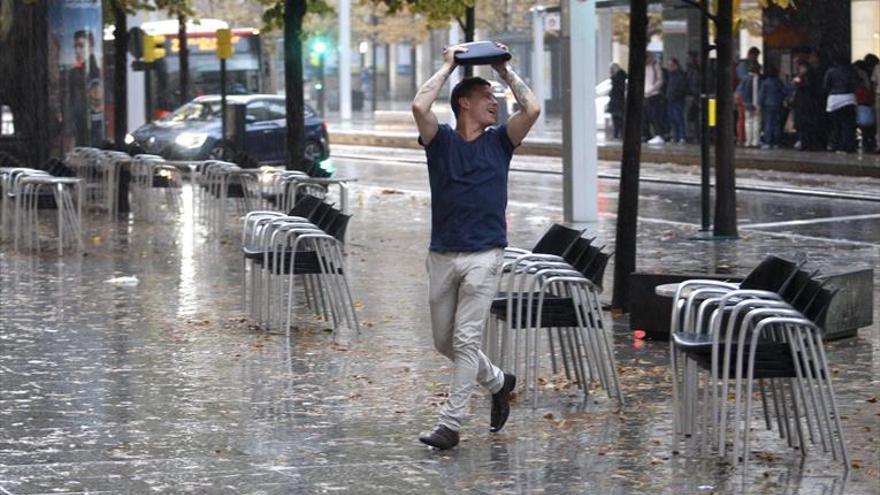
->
{"left": 530, "top": 6, "right": 546, "bottom": 136}
{"left": 699, "top": 0, "right": 711, "bottom": 232}
{"left": 560, "top": 0, "right": 597, "bottom": 223}
{"left": 313, "top": 40, "right": 327, "bottom": 116}
{"left": 339, "top": 0, "right": 352, "bottom": 121}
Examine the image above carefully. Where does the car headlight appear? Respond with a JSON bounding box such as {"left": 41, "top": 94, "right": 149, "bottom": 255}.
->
{"left": 174, "top": 132, "right": 209, "bottom": 149}
{"left": 124, "top": 133, "right": 135, "bottom": 145}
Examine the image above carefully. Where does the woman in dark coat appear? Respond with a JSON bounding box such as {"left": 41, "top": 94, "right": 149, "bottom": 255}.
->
{"left": 823, "top": 55, "right": 858, "bottom": 153}
{"left": 790, "top": 60, "right": 823, "bottom": 150}
{"left": 608, "top": 63, "right": 627, "bottom": 140}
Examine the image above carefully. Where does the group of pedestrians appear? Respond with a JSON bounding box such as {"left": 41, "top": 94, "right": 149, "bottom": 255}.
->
{"left": 608, "top": 51, "right": 703, "bottom": 145}
{"left": 606, "top": 47, "right": 880, "bottom": 154}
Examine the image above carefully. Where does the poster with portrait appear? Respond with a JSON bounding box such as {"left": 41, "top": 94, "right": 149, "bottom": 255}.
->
{"left": 47, "top": 0, "right": 103, "bottom": 154}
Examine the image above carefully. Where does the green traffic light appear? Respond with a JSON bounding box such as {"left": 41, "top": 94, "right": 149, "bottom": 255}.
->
{"left": 313, "top": 40, "right": 327, "bottom": 55}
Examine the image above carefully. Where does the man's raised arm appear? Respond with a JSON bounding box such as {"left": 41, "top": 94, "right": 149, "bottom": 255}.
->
{"left": 492, "top": 51, "right": 541, "bottom": 147}
{"left": 412, "top": 46, "right": 464, "bottom": 146}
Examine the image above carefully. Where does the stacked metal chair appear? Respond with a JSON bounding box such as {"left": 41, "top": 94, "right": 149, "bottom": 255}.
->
{"left": 66, "top": 147, "right": 130, "bottom": 216}
{"left": 196, "top": 161, "right": 261, "bottom": 234}
{"left": 129, "top": 154, "right": 180, "bottom": 222}
{"left": 2, "top": 166, "right": 84, "bottom": 255}
{"left": 485, "top": 224, "right": 623, "bottom": 407}
{"left": 0, "top": 153, "right": 31, "bottom": 243}
{"left": 669, "top": 255, "right": 848, "bottom": 469}
{"left": 240, "top": 194, "right": 357, "bottom": 338}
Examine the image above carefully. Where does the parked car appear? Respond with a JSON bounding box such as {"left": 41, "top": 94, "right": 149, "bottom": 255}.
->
{"left": 126, "top": 94, "right": 329, "bottom": 166}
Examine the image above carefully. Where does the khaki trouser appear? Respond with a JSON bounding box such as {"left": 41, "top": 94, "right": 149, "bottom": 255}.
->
{"left": 427, "top": 248, "right": 505, "bottom": 432}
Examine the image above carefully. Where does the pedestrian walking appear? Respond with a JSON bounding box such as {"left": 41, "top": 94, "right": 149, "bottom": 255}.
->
{"left": 644, "top": 53, "right": 666, "bottom": 144}
{"left": 608, "top": 63, "right": 627, "bottom": 140}
{"left": 759, "top": 65, "right": 786, "bottom": 148}
{"left": 735, "top": 47, "right": 761, "bottom": 145}
{"left": 665, "top": 57, "right": 688, "bottom": 143}
{"left": 411, "top": 42, "right": 540, "bottom": 450}
{"left": 854, "top": 55, "right": 878, "bottom": 152}
{"left": 873, "top": 56, "right": 880, "bottom": 152}
{"left": 791, "top": 59, "right": 823, "bottom": 150}
{"left": 685, "top": 51, "right": 701, "bottom": 142}
{"left": 741, "top": 61, "right": 762, "bottom": 147}
{"left": 823, "top": 55, "right": 858, "bottom": 153}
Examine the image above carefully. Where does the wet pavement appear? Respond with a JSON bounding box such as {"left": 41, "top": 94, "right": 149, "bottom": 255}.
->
{"left": 0, "top": 155, "right": 878, "bottom": 494}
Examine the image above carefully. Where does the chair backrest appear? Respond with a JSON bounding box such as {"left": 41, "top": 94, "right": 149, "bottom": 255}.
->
{"left": 572, "top": 243, "right": 602, "bottom": 274}
{"left": 326, "top": 213, "right": 351, "bottom": 242}
{"left": 308, "top": 201, "right": 335, "bottom": 225}
{"left": 583, "top": 251, "right": 613, "bottom": 291}
{"left": 317, "top": 206, "right": 341, "bottom": 231}
{"left": 739, "top": 255, "right": 801, "bottom": 292}
{"left": 532, "top": 224, "right": 585, "bottom": 256}
{"left": 779, "top": 268, "right": 819, "bottom": 304}
{"left": 803, "top": 286, "right": 839, "bottom": 329}
{"left": 562, "top": 237, "right": 593, "bottom": 267}
{"left": 789, "top": 274, "right": 827, "bottom": 312}
{"left": 288, "top": 194, "right": 324, "bottom": 218}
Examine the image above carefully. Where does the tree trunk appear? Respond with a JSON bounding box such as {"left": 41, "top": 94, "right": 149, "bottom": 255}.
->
{"left": 611, "top": 0, "right": 648, "bottom": 311}
{"left": 463, "top": 7, "right": 475, "bottom": 78}
{"left": 284, "top": 0, "right": 307, "bottom": 171}
{"left": 713, "top": 0, "right": 737, "bottom": 237}
{"left": 111, "top": 1, "right": 128, "bottom": 146}
{"left": 178, "top": 13, "right": 189, "bottom": 107}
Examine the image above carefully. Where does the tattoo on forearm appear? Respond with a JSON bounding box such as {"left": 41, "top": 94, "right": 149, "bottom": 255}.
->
{"left": 502, "top": 69, "right": 539, "bottom": 114}
{"left": 414, "top": 65, "right": 453, "bottom": 106}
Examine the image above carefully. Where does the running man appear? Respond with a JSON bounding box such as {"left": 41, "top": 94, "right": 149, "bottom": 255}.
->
{"left": 412, "top": 42, "right": 541, "bottom": 450}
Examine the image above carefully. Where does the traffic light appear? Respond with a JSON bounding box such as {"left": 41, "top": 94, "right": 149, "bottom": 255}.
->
{"left": 142, "top": 34, "right": 166, "bottom": 63}
{"left": 309, "top": 38, "right": 329, "bottom": 66}
{"left": 127, "top": 27, "right": 144, "bottom": 59}
{"left": 216, "top": 28, "right": 233, "bottom": 60}
{"left": 312, "top": 39, "right": 327, "bottom": 56}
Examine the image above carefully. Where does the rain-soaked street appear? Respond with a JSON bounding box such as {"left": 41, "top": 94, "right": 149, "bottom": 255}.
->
{"left": 1, "top": 151, "right": 878, "bottom": 494}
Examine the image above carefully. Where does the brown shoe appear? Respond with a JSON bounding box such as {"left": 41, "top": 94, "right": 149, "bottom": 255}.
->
{"left": 490, "top": 373, "right": 516, "bottom": 432}
{"left": 418, "top": 425, "right": 459, "bottom": 450}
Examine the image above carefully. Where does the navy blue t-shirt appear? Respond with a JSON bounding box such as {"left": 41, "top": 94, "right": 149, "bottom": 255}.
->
{"left": 419, "top": 124, "right": 515, "bottom": 252}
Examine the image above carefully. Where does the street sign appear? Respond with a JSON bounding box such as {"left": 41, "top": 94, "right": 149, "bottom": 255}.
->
{"left": 216, "top": 28, "right": 233, "bottom": 60}
{"left": 544, "top": 12, "right": 561, "bottom": 31}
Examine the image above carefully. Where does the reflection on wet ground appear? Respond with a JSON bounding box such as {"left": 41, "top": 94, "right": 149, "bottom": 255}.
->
{"left": 0, "top": 162, "right": 877, "bottom": 493}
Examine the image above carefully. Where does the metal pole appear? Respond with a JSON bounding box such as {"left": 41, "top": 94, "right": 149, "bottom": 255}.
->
{"left": 220, "top": 58, "right": 227, "bottom": 141}
{"left": 448, "top": 21, "right": 462, "bottom": 128}
{"left": 144, "top": 67, "right": 152, "bottom": 122}
{"left": 318, "top": 53, "right": 326, "bottom": 116}
{"left": 531, "top": 7, "right": 546, "bottom": 136}
{"left": 561, "top": 0, "right": 598, "bottom": 223}
{"left": 339, "top": 0, "right": 352, "bottom": 120}
{"left": 370, "top": 13, "right": 378, "bottom": 112}
{"left": 700, "top": 0, "right": 711, "bottom": 231}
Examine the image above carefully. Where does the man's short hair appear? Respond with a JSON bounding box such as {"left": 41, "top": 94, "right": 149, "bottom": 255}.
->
{"left": 450, "top": 77, "right": 492, "bottom": 118}
{"left": 747, "top": 47, "right": 760, "bottom": 57}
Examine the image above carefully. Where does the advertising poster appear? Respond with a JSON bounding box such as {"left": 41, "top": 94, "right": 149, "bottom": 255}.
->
{"left": 47, "top": 0, "right": 103, "bottom": 154}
